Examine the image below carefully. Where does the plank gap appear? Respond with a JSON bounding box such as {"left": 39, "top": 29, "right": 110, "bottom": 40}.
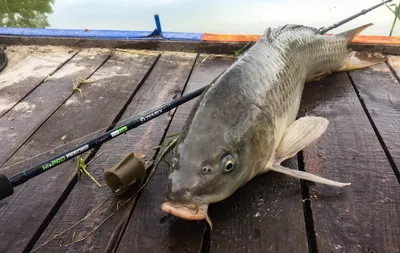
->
{"left": 298, "top": 151, "right": 318, "bottom": 253}
{"left": 200, "top": 226, "right": 211, "bottom": 253}
{"left": 111, "top": 53, "right": 200, "bottom": 253}
{"left": 103, "top": 53, "right": 162, "bottom": 133}
{"left": 65, "top": 53, "right": 164, "bottom": 252}
{"left": 24, "top": 174, "right": 79, "bottom": 253}
{"left": 0, "top": 51, "right": 113, "bottom": 169}
{"left": 347, "top": 71, "right": 400, "bottom": 185}
{"left": 385, "top": 60, "right": 400, "bottom": 86}
{"left": 0, "top": 49, "right": 81, "bottom": 118}
{"left": 22, "top": 52, "right": 161, "bottom": 253}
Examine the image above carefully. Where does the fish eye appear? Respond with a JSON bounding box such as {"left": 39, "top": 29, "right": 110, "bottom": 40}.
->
{"left": 222, "top": 154, "right": 235, "bottom": 172}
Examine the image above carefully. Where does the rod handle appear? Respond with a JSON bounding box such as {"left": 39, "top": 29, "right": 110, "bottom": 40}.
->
{"left": 0, "top": 174, "right": 14, "bottom": 201}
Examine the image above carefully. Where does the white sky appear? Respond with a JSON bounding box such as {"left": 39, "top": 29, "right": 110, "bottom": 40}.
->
{"left": 48, "top": 0, "right": 400, "bottom": 36}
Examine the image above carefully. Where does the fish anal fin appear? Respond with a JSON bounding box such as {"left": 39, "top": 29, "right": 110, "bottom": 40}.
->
{"left": 268, "top": 164, "right": 351, "bottom": 187}
{"left": 306, "top": 70, "right": 332, "bottom": 83}
{"left": 336, "top": 23, "right": 373, "bottom": 42}
{"left": 275, "top": 116, "right": 329, "bottom": 164}
{"left": 337, "top": 51, "right": 387, "bottom": 72}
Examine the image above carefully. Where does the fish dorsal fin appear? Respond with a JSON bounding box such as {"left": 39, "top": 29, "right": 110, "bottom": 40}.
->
{"left": 336, "top": 23, "right": 373, "bottom": 43}
{"left": 262, "top": 25, "right": 318, "bottom": 43}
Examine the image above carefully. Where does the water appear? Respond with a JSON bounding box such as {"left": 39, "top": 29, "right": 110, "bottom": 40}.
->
{"left": 1, "top": 0, "right": 399, "bottom": 36}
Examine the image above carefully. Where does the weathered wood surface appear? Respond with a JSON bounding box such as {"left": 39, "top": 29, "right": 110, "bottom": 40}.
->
{"left": 0, "top": 36, "right": 247, "bottom": 55}
{"left": 209, "top": 158, "right": 308, "bottom": 253}
{"left": 387, "top": 55, "right": 400, "bottom": 76}
{"left": 0, "top": 48, "right": 110, "bottom": 167}
{"left": 349, "top": 60, "right": 400, "bottom": 180}
{"left": 2, "top": 45, "right": 33, "bottom": 70}
{"left": 1, "top": 35, "right": 399, "bottom": 55}
{"left": 0, "top": 51, "right": 158, "bottom": 253}
{"left": 116, "top": 55, "right": 235, "bottom": 253}
{"left": 32, "top": 51, "right": 197, "bottom": 253}
{"left": 1, "top": 44, "right": 400, "bottom": 253}
{"left": 300, "top": 72, "right": 400, "bottom": 253}
{"left": 0, "top": 46, "right": 76, "bottom": 117}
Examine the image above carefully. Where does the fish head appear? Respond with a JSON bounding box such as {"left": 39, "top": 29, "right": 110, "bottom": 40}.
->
{"left": 162, "top": 76, "right": 275, "bottom": 227}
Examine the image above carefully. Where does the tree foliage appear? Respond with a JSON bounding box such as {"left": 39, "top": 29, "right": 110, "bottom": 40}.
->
{"left": 0, "top": 0, "right": 54, "bottom": 28}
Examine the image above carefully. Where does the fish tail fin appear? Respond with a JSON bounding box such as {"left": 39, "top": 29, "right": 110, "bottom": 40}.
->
{"left": 337, "top": 51, "right": 387, "bottom": 72}
{"left": 336, "top": 23, "right": 373, "bottom": 43}
{"left": 333, "top": 22, "right": 387, "bottom": 72}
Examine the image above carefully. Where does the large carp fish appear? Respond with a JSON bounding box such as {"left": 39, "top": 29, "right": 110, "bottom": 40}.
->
{"left": 161, "top": 23, "right": 385, "bottom": 228}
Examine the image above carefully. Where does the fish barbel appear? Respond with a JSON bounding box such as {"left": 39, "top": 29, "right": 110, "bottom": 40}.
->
{"left": 161, "top": 23, "right": 385, "bottom": 228}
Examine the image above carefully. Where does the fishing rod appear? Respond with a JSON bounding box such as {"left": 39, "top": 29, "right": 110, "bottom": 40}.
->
{"left": 0, "top": 1, "right": 391, "bottom": 201}
{"left": 0, "top": 85, "right": 207, "bottom": 200}
{"left": 319, "top": 0, "right": 393, "bottom": 34}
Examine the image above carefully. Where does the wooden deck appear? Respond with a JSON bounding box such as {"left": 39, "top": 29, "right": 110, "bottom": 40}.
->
{"left": 0, "top": 45, "right": 399, "bottom": 253}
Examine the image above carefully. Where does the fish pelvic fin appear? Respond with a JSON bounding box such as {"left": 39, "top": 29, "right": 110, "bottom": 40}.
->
{"left": 265, "top": 116, "right": 351, "bottom": 187}
{"left": 268, "top": 164, "right": 351, "bottom": 187}
{"left": 275, "top": 116, "right": 329, "bottom": 163}
{"left": 336, "top": 23, "right": 373, "bottom": 43}
{"left": 306, "top": 70, "right": 332, "bottom": 83}
{"left": 337, "top": 51, "right": 387, "bottom": 72}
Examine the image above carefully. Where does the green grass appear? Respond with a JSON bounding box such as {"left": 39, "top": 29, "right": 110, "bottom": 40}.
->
{"left": 384, "top": 0, "right": 400, "bottom": 36}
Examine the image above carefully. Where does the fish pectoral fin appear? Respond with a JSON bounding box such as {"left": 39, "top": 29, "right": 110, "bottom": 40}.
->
{"left": 268, "top": 164, "right": 351, "bottom": 187}
{"left": 337, "top": 51, "right": 387, "bottom": 72}
{"left": 275, "top": 116, "right": 329, "bottom": 163}
{"left": 305, "top": 70, "right": 332, "bottom": 83}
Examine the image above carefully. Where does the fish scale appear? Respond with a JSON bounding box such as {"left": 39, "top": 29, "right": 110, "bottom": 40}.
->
{"left": 259, "top": 27, "right": 337, "bottom": 118}
{"left": 162, "top": 23, "right": 386, "bottom": 227}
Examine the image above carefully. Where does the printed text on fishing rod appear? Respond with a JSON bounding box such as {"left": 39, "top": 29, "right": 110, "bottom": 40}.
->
{"left": 0, "top": 1, "right": 390, "bottom": 201}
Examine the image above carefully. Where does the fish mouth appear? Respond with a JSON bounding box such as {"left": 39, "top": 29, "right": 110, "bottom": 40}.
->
{"left": 161, "top": 201, "right": 213, "bottom": 229}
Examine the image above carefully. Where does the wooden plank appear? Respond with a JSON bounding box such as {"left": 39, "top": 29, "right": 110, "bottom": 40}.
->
{"left": 300, "top": 72, "right": 400, "bottom": 252}
{"left": 2, "top": 45, "right": 33, "bottom": 70}
{"left": 349, "top": 44, "right": 400, "bottom": 55}
{"left": 0, "top": 48, "right": 111, "bottom": 167}
{"left": 387, "top": 55, "right": 400, "bottom": 75}
{"left": 117, "top": 55, "right": 235, "bottom": 253}
{"left": 0, "top": 36, "right": 247, "bottom": 55}
{"left": 0, "top": 51, "right": 159, "bottom": 253}
{"left": 208, "top": 160, "right": 307, "bottom": 253}
{"left": 1, "top": 35, "right": 399, "bottom": 55}
{"left": 0, "top": 46, "right": 77, "bottom": 117}
{"left": 31, "top": 51, "right": 198, "bottom": 253}
{"left": 349, "top": 61, "right": 400, "bottom": 179}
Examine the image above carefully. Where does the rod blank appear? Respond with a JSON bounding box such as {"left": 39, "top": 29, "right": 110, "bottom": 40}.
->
{"left": 319, "top": 0, "right": 392, "bottom": 34}
{"left": 0, "top": 1, "right": 391, "bottom": 201}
